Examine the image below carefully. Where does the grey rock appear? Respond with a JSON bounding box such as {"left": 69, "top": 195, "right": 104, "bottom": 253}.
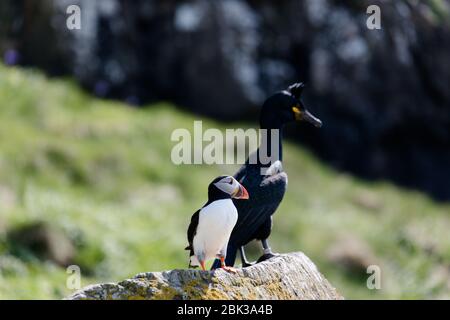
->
{"left": 67, "top": 252, "right": 343, "bottom": 300}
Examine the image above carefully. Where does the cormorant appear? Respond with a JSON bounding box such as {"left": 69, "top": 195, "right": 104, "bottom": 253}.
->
{"left": 212, "top": 83, "right": 322, "bottom": 268}
{"left": 186, "top": 175, "right": 249, "bottom": 271}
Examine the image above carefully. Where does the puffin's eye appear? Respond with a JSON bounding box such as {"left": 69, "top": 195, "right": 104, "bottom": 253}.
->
{"left": 228, "top": 179, "right": 233, "bottom": 185}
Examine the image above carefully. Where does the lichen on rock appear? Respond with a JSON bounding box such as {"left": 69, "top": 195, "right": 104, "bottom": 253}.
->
{"left": 67, "top": 252, "right": 343, "bottom": 300}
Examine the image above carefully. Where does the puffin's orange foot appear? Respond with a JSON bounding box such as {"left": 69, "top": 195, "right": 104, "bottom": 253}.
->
{"left": 221, "top": 266, "right": 238, "bottom": 273}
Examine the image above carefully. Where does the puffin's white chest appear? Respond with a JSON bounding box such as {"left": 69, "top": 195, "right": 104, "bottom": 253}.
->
{"left": 193, "top": 199, "right": 238, "bottom": 260}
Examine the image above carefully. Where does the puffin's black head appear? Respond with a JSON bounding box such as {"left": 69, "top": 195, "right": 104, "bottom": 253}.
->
{"left": 260, "top": 82, "right": 322, "bottom": 129}
{"left": 208, "top": 175, "right": 249, "bottom": 200}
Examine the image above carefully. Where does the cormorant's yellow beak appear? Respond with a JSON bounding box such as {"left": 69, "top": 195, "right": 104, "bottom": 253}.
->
{"left": 292, "top": 105, "right": 322, "bottom": 128}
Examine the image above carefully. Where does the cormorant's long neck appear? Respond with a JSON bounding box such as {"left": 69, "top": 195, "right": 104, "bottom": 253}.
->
{"left": 258, "top": 118, "right": 283, "bottom": 165}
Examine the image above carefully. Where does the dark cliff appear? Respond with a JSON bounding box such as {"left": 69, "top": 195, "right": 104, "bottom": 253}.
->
{"left": 2, "top": 0, "right": 450, "bottom": 199}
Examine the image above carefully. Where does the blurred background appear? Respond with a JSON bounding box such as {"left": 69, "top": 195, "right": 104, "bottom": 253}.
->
{"left": 0, "top": 0, "right": 449, "bottom": 299}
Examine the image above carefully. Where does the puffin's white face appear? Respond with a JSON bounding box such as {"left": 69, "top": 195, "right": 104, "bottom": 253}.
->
{"left": 214, "top": 176, "right": 249, "bottom": 199}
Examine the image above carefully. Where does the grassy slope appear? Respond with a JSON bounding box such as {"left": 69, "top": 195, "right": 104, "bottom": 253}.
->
{"left": 0, "top": 65, "right": 449, "bottom": 299}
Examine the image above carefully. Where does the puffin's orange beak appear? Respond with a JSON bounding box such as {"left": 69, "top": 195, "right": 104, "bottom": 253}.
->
{"left": 232, "top": 184, "right": 249, "bottom": 200}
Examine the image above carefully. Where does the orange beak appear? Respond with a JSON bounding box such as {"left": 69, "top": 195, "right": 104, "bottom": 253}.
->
{"left": 232, "top": 184, "right": 249, "bottom": 200}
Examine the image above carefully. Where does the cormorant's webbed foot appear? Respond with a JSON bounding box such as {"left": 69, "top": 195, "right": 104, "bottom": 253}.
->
{"left": 240, "top": 246, "right": 256, "bottom": 268}
{"left": 242, "top": 260, "right": 255, "bottom": 268}
{"left": 256, "top": 252, "right": 276, "bottom": 263}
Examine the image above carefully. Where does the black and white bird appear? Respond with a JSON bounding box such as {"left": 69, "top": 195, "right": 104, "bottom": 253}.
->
{"left": 212, "top": 83, "right": 322, "bottom": 269}
{"left": 186, "top": 175, "right": 249, "bottom": 272}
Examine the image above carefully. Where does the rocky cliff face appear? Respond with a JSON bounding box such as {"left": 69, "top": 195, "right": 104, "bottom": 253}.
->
{"left": 2, "top": 0, "right": 449, "bottom": 199}
{"left": 67, "top": 252, "right": 342, "bottom": 300}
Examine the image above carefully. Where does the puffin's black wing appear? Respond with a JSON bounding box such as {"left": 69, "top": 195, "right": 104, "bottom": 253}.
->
{"left": 185, "top": 209, "right": 200, "bottom": 256}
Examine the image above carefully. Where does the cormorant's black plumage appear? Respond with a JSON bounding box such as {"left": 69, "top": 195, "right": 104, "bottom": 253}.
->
{"left": 212, "top": 83, "right": 322, "bottom": 268}
{"left": 231, "top": 161, "right": 287, "bottom": 245}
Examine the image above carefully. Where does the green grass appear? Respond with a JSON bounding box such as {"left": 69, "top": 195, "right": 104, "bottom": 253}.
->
{"left": 0, "top": 65, "right": 449, "bottom": 299}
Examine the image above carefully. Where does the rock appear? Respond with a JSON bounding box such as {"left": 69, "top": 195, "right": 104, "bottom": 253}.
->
{"left": 67, "top": 252, "right": 342, "bottom": 300}
{"left": 351, "top": 190, "right": 383, "bottom": 212}
{"left": 7, "top": 221, "right": 75, "bottom": 267}
{"left": 326, "top": 236, "right": 378, "bottom": 275}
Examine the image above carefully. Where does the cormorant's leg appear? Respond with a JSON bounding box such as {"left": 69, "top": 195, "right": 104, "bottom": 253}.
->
{"left": 240, "top": 246, "right": 255, "bottom": 267}
{"left": 256, "top": 239, "right": 277, "bottom": 263}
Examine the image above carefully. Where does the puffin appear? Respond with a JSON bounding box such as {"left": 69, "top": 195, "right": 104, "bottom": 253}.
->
{"left": 212, "top": 83, "right": 322, "bottom": 269}
{"left": 186, "top": 175, "right": 249, "bottom": 272}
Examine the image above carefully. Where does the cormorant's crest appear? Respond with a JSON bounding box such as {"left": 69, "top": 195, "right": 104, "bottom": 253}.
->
{"left": 287, "top": 82, "right": 305, "bottom": 100}
{"left": 260, "top": 82, "right": 322, "bottom": 128}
